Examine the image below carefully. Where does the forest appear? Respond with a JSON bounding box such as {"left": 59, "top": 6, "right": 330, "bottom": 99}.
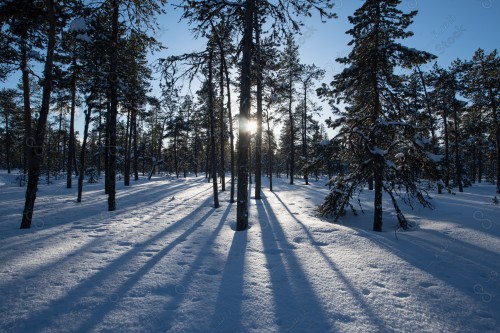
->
{"left": 0, "top": 0, "right": 498, "bottom": 233}
{"left": 1, "top": 1, "right": 500, "bottom": 332}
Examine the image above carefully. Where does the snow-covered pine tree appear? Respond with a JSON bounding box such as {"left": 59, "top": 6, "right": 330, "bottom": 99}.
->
{"left": 318, "top": 0, "right": 438, "bottom": 231}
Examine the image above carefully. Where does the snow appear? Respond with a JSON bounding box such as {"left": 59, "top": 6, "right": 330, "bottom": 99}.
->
{"left": 369, "top": 146, "right": 387, "bottom": 156}
{"left": 76, "top": 33, "right": 92, "bottom": 43}
{"left": 69, "top": 18, "right": 87, "bottom": 32}
{"left": 426, "top": 152, "right": 444, "bottom": 163}
{"left": 0, "top": 171, "right": 499, "bottom": 332}
{"left": 320, "top": 139, "right": 330, "bottom": 146}
{"left": 395, "top": 152, "right": 405, "bottom": 159}
{"left": 28, "top": 51, "right": 43, "bottom": 61}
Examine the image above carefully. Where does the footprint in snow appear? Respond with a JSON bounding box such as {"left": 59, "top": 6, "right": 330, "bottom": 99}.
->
{"left": 393, "top": 292, "right": 411, "bottom": 298}
{"left": 373, "top": 281, "right": 386, "bottom": 288}
{"left": 419, "top": 281, "right": 437, "bottom": 288}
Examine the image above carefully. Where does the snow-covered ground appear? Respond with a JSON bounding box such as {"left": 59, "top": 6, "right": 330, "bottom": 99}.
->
{"left": 0, "top": 171, "right": 499, "bottom": 333}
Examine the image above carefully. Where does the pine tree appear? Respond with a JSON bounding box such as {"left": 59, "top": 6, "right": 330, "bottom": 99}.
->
{"left": 318, "top": 0, "right": 437, "bottom": 231}
{"left": 20, "top": 0, "right": 61, "bottom": 229}
{"left": 0, "top": 89, "right": 21, "bottom": 174}
{"left": 297, "top": 64, "right": 324, "bottom": 185}
{"left": 277, "top": 34, "right": 302, "bottom": 185}
{"left": 104, "top": 0, "right": 166, "bottom": 211}
{"left": 181, "top": 0, "right": 336, "bottom": 231}
{"left": 462, "top": 49, "right": 500, "bottom": 192}
{"left": 0, "top": 0, "right": 47, "bottom": 177}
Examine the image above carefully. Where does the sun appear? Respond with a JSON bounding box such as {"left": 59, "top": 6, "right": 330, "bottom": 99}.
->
{"left": 247, "top": 120, "right": 257, "bottom": 134}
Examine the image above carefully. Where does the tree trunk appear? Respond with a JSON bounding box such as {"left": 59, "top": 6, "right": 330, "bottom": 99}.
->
{"left": 97, "top": 102, "right": 102, "bottom": 177}
{"left": 104, "top": 102, "right": 110, "bottom": 194}
{"left": 254, "top": 10, "right": 263, "bottom": 199}
{"left": 67, "top": 55, "right": 77, "bottom": 189}
{"left": 372, "top": 1, "right": 383, "bottom": 232}
{"left": 174, "top": 132, "right": 179, "bottom": 178}
{"left": 107, "top": 0, "right": 119, "bottom": 211}
{"left": 302, "top": 84, "right": 309, "bottom": 185}
{"left": 208, "top": 50, "right": 219, "bottom": 208}
{"left": 443, "top": 108, "right": 450, "bottom": 188}
{"left": 267, "top": 110, "right": 273, "bottom": 192}
{"left": 20, "top": 0, "right": 56, "bottom": 229}
{"left": 452, "top": 100, "right": 463, "bottom": 192}
{"left": 133, "top": 110, "right": 139, "bottom": 181}
{"left": 471, "top": 144, "right": 477, "bottom": 183}
{"left": 46, "top": 125, "right": 51, "bottom": 184}
{"left": 373, "top": 156, "right": 384, "bottom": 232}
{"left": 416, "top": 65, "right": 437, "bottom": 145}
{"left": 5, "top": 111, "right": 11, "bottom": 173}
{"left": 236, "top": 0, "right": 255, "bottom": 231}
{"left": 219, "top": 52, "right": 226, "bottom": 191}
{"left": 490, "top": 88, "right": 500, "bottom": 193}
{"left": 288, "top": 73, "right": 295, "bottom": 185}
{"left": 223, "top": 48, "right": 235, "bottom": 203}
{"left": 124, "top": 107, "right": 131, "bottom": 186}
{"left": 21, "top": 31, "right": 32, "bottom": 176}
{"left": 78, "top": 103, "right": 92, "bottom": 202}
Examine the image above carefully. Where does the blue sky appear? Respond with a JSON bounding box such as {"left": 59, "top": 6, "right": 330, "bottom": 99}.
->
{"left": 157, "top": 0, "right": 500, "bottom": 78}
{"left": 152, "top": 0, "right": 499, "bottom": 136}
{"left": 4, "top": 1, "right": 499, "bottom": 136}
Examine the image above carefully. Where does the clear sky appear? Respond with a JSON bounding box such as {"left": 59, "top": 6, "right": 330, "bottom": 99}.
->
{"left": 4, "top": 1, "right": 499, "bottom": 136}
{"left": 157, "top": 0, "right": 500, "bottom": 76}
{"left": 153, "top": 0, "right": 500, "bottom": 136}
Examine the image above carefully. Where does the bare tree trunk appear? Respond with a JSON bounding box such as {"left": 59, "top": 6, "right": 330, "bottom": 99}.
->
{"left": 478, "top": 147, "right": 483, "bottom": 183}
{"left": 288, "top": 73, "right": 295, "bottom": 185}
{"left": 219, "top": 52, "right": 226, "bottom": 191}
{"left": 107, "top": 0, "right": 119, "bottom": 211}
{"left": 21, "top": 31, "right": 32, "bottom": 176}
{"left": 21, "top": 0, "right": 56, "bottom": 229}
{"left": 124, "top": 107, "right": 131, "bottom": 186}
{"left": 443, "top": 108, "right": 450, "bottom": 188}
{"left": 208, "top": 49, "right": 219, "bottom": 208}
{"left": 78, "top": 103, "right": 93, "bottom": 202}
{"left": 104, "top": 102, "right": 110, "bottom": 194}
{"left": 490, "top": 88, "right": 500, "bottom": 193}
{"left": 223, "top": 48, "right": 235, "bottom": 203}
{"left": 174, "top": 132, "right": 179, "bottom": 178}
{"left": 97, "top": 102, "right": 102, "bottom": 177}
{"left": 4, "top": 111, "right": 11, "bottom": 173}
{"left": 452, "top": 97, "right": 463, "bottom": 192}
{"left": 416, "top": 65, "right": 437, "bottom": 145}
{"left": 254, "top": 9, "right": 263, "bottom": 199}
{"left": 67, "top": 55, "right": 77, "bottom": 189}
{"left": 266, "top": 109, "right": 273, "bottom": 192}
{"left": 302, "top": 84, "right": 309, "bottom": 185}
{"left": 236, "top": 0, "right": 255, "bottom": 231}
{"left": 133, "top": 110, "right": 139, "bottom": 181}
{"left": 46, "top": 125, "right": 51, "bottom": 184}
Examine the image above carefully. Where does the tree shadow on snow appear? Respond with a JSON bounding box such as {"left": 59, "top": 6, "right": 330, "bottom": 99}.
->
{"left": 255, "top": 192, "right": 333, "bottom": 332}
{"left": 12, "top": 194, "right": 218, "bottom": 333}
